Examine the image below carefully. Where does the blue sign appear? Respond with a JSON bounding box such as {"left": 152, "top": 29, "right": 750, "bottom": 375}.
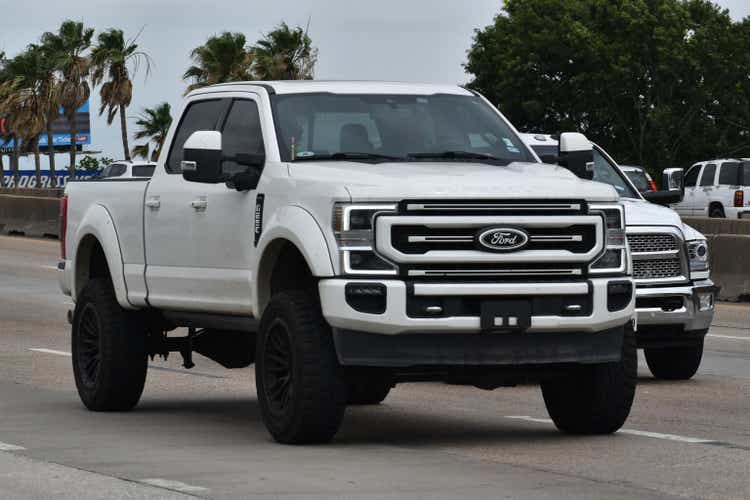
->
{"left": 2, "top": 170, "right": 99, "bottom": 188}
{"left": 0, "top": 101, "right": 92, "bottom": 151}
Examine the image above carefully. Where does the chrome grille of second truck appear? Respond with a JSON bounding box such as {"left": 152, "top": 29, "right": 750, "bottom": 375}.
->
{"left": 627, "top": 232, "right": 687, "bottom": 283}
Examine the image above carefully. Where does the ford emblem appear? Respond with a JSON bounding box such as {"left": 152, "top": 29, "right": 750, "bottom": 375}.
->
{"left": 476, "top": 227, "right": 529, "bottom": 252}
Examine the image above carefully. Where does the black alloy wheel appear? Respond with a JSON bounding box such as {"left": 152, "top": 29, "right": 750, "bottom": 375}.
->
{"left": 262, "top": 318, "right": 295, "bottom": 417}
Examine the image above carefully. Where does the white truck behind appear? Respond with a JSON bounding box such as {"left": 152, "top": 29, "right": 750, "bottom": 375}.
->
{"left": 60, "top": 82, "right": 636, "bottom": 444}
{"left": 523, "top": 134, "right": 717, "bottom": 380}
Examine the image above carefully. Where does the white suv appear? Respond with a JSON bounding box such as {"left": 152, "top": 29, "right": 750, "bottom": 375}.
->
{"left": 673, "top": 159, "right": 750, "bottom": 218}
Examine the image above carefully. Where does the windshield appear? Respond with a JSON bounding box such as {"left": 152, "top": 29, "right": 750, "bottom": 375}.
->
{"left": 272, "top": 93, "right": 533, "bottom": 164}
{"left": 530, "top": 144, "right": 639, "bottom": 199}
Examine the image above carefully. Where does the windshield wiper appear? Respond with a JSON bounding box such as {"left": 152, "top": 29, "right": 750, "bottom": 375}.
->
{"left": 293, "top": 152, "right": 404, "bottom": 162}
{"left": 407, "top": 151, "right": 509, "bottom": 164}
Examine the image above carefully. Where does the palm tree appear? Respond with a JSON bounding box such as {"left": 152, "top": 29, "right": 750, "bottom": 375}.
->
{"left": 132, "top": 102, "right": 172, "bottom": 161}
{"left": 37, "top": 42, "right": 64, "bottom": 188}
{"left": 0, "top": 51, "right": 7, "bottom": 187}
{"left": 183, "top": 32, "right": 253, "bottom": 94}
{"left": 41, "top": 20, "right": 94, "bottom": 178}
{"left": 251, "top": 22, "right": 317, "bottom": 80}
{"left": 6, "top": 47, "right": 51, "bottom": 188}
{"left": 91, "top": 28, "right": 152, "bottom": 161}
{"left": 0, "top": 49, "right": 46, "bottom": 188}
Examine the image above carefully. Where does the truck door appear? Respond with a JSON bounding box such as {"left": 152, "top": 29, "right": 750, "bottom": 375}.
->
{"left": 693, "top": 163, "right": 716, "bottom": 217}
{"left": 676, "top": 165, "right": 701, "bottom": 216}
{"left": 144, "top": 95, "right": 263, "bottom": 315}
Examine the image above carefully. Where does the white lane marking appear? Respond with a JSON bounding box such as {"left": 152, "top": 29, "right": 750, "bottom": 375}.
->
{"left": 0, "top": 442, "right": 26, "bottom": 451}
{"left": 707, "top": 334, "right": 750, "bottom": 341}
{"left": 505, "top": 416, "right": 714, "bottom": 444}
{"left": 42, "top": 265, "right": 59, "bottom": 270}
{"left": 28, "top": 348, "right": 71, "bottom": 357}
{"left": 138, "top": 478, "right": 209, "bottom": 494}
{"left": 617, "top": 429, "right": 713, "bottom": 443}
{"left": 506, "top": 415, "right": 553, "bottom": 424}
{"left": 27, "top": 348, "right": 224, "bottom": 379}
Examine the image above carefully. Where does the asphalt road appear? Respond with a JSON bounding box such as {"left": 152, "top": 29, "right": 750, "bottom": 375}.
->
{"left": 0, "top": 235, "right": 748, "bottom": 499}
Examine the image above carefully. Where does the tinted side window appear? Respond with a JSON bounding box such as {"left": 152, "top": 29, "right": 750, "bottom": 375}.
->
{"left": 165, "top": 99, "right": 224, "bottom": 173}
{"left": 221, "top": 99, "right": 265, "bottom": 175}
{"left": 684, "top": 165, "right": 700, "bottom": 187}
{"left": 132, "top": 165, "right": 156, "bottom": 177}
{"left": 718, "top": 162, "right": 740, "bottom": 185}
{"left": 700, "top": 164, "right": 716, "bottom": 186}
{"left": 744, "top": 165, "right": 750, "bottom": 186}
{"left": 103, "top": 164, "right": 126, "bottom": 177}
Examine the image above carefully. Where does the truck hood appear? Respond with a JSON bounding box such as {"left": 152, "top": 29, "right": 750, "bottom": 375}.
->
{"left": 288, "top": 161, "right": 618, "bottom": 202}
{"left": 620, "top": 198, "right": 705, "bottom": 240}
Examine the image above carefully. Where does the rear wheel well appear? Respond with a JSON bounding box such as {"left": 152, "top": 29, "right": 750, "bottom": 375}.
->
{"left": 74, "top": 235, "right": 111, "bottom": 297}
{"left": 709, "top": 202, "right": 725, "bottom": 217}
{"left": 257, "top": 240, "right": 317, "bottom": 316}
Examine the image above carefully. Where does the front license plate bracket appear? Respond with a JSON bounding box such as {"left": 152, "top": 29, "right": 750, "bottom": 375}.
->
{"left": 480, "top": 300, "right": 531, "bottom": 333}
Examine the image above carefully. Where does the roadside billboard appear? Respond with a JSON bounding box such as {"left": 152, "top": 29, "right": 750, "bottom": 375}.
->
{"left": 1, "top": 170, "right": 99, "bottom": 188}
{"left": 0, "top": 101, "right": 92, "bottom": 152}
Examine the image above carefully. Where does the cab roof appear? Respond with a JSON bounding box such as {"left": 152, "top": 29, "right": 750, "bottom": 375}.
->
{"left": 192, "top": 80, "right": 475, "bottom": 96}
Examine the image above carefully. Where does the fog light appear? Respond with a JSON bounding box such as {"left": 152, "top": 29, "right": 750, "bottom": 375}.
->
{"left": 345, "top": 283, "right": 387, "bottom": 314}
{"left": 607, "top": 281, "right": 633, "bottom": 312}
{"left": 697, "top": 292, "right": 714, "bottom": 312}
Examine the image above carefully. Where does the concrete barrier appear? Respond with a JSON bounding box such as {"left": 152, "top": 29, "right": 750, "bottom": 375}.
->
{"left": 683, "top": 217, "right": 750, "bottom": 301}
{"left": 0, "top": 190, "right": 62, "bottom": 238}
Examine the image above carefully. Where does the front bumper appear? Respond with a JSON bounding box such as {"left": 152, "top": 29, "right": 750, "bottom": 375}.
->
{"left": 319, "top": 277, "right": 634, "bottom": 336}
{"left": 635, "top": 279, "right": 717, "bottom": 332}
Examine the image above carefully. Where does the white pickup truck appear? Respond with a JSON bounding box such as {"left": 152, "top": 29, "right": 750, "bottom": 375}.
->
{"left": 523, "top": 134, "right": 717, "bottom": 380}
{"left": 60, "top": 81, "right": 636, "bottom": 444}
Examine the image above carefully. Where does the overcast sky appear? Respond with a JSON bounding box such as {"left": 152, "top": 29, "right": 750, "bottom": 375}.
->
{"left": 2, "top": 0, "right": 748, "bottom": 169}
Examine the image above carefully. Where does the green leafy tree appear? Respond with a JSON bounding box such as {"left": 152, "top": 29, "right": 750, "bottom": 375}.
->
{"left": 132, "top": 102, "right": 172, "bottom": 161}
{"left": 77, "top": 154, "right": 101, "bottom": 171}
{"left": 41, "top": 20, "right": 94, "bottom": 178}
{"left": 251, "top": 22, "right": 317, "bottom": 80}
{"left": 183, "top": 32, "right": 253, "bottom": 94}
{"left": 91, "top": 28, "right": 152, "bottom": 160}
{"left": 465, "top": 0, "right": 750, "bottom": 173}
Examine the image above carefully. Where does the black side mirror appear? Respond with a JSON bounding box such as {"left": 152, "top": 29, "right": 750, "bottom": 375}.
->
{"left": 539, "top": 154, "right": 558, "bottom": 165}
{"left": 557, "top": 132, "right": 595, "bottom": 180}
{"left": 182, "top": 130, "right": 223, "bottom": 184}
{"left": 225, "top": 152, "right": 265, "bottom": 191}
{"left": 642, "top": 167, "right": 685, "bottom": 205}
{"left": 643, "top": 190, "right": 683, "bottom": 206}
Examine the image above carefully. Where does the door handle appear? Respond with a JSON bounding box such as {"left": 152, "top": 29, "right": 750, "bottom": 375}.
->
{"left": 145, "top": 197, "right": 161, "bottom": 209}
{"left": 190, "top": 198, "right": 208, "bottom": 211}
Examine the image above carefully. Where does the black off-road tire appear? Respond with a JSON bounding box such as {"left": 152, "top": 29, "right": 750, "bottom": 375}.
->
{"left": 645, "top": 339, "right": 704, "bottom": 380}
{"left": 72, "top": 278, "right": 147, "bottom": 411}
{"left": 709, "top": 205, "right": 725, "bottom": 218}
{"left": 347, "top": 378, "right": 393, "bottom": 405}
{"left": 541, "top": 326, "right": 637, "bottom": 434}
{"left": 256, "top": 291, "right": 347, "bottom": 444}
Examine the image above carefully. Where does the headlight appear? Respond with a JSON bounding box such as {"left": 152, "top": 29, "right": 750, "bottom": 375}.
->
{"left": 589, "top": 204, "right": 627, "bottom": 274}
{"left": 333, "top": 203, "right": 397, "bottom": 275}
{"left": 687, "top": 239, "right": 709, "bottom": 272}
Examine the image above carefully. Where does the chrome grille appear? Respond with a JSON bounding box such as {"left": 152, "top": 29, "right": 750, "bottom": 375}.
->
{"left": 627, "top": 234, "right": 678, "bottom": 253}
{"left": 633, "top": 258, "right": 682, "bottom": 280}
{"left": 374, "top": 200, "right": 605, "bottom": 278}
{"left": 627, "top": 231, "right": 687, "bottom": 283}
